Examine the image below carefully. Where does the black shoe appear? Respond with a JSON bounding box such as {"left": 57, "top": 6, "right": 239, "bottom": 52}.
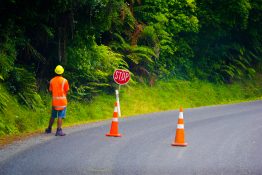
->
{"left": 45, "top": 127, "right": 52, "bottom": 134}
{"left": 55, "top": 128, "right": 66, "bottom": 136}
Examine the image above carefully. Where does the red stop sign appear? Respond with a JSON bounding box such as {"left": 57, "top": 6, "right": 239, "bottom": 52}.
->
{"left": 113, "top": 69, "right": 130, "bottom": 85}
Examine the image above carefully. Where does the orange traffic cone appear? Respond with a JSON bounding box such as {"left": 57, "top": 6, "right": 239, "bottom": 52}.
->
{"left": 172, "top": 106, "right": 188, "bottom": 146}
{"left": 106, "top": 102, "right": 122, "bottom": 137}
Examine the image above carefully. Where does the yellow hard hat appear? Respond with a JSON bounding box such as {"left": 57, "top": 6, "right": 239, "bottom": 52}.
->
{"left": 55, "top": 65, "right": 64, "bottom": 75}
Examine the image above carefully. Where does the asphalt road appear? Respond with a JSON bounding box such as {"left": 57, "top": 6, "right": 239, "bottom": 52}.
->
{"left": 1, "top": 101, "right": 262, "bottom": 175}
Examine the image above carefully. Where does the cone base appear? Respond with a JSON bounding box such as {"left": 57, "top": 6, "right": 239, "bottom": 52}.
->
{"left": 171, "top": 142, "right": 188, "bottom": 147}
{"left": 106, "top": 133, "right": 122, "bottom": 137}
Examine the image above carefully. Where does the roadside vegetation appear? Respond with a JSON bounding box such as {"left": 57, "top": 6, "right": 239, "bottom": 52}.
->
{"left": 0, "top": 0, "right": 261, "bottom": 141}
{"left": 0, "top": 75, "right": 261, "bottom": 139}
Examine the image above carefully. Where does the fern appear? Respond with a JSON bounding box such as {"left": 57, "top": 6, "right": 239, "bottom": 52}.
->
{"left": 7, "top": 67, "right": 44, "bottom": 109}
{"left": 132, "top": 46, "right": 157, "bottom": 57}
{"left": 221, "top": 65, "right": 235, "bottom": 78}
{"left": 127, "top": 54, "right": 141, "bottom": 64}
{"left": 0, "top": 84, "right": 8, "bottom": 113}
{"left": 133, "top": 5, "right": 157, "bottom": 21}
{"left": 111, "top": 33, "right": 127, "bottom": 44}
{"left": 0, "top": 39, "right": 16, "bottom": 79}
{"left": 110, "top": 33, "right": 156, "bottom": 63}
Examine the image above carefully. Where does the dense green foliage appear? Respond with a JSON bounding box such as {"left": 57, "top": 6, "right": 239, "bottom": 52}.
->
{"left": 0, "top": 0, "right": 261, "bottom": 131}
{"left": 194, "top": 0, "right": 262, "bottom": 82}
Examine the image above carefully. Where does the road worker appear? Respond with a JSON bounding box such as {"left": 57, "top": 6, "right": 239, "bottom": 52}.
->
{"left": 45, "top": 65, "right": 69, "bottom": 136}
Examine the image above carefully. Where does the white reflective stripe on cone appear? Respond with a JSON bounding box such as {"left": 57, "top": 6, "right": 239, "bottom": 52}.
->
{"left": 179, "top": 112, "right": 183, "bottom": 119}
{"left": 177, "top": 124, "right": 184, "bottom": 129}
{"left": 112, "top": 118, "right": 118, "bottom": 122}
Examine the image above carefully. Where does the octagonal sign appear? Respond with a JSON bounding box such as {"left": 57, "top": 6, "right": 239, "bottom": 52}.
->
{"left": 113, "top": 69, "right": 130, "bottom": 85}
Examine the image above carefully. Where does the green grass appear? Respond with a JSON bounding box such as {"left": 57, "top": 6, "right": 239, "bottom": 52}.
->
{"left": 0, "top": 75, "right": 262, "bottom": 140}
{"left": 120, "top": 77, "right": 262, "bottom": 116}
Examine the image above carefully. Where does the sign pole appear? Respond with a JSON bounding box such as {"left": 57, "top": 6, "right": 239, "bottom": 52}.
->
{"left": 115, "top": 88, "right": 121, "bottom": 117}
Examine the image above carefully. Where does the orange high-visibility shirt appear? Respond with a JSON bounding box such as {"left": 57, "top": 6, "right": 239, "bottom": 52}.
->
{"left": 49, "top": 76, "right": 69, "bottom": 110}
